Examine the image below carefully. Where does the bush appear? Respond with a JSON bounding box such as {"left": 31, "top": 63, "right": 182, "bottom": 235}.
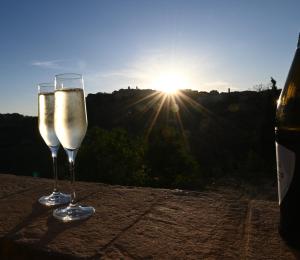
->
{"left": 77, "top": 127, "right": 148, "bottom": 186}
{"left": 146, "top": 126, "right": 204, "bottom": 189}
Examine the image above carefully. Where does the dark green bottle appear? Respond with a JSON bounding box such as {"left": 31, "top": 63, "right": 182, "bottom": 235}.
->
{"left": 276, "top": 33, "right": 300, "bottom": 248}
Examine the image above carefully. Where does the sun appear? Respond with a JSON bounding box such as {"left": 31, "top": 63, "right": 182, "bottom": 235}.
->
{"left": 162, "top": 84, "right": 178, "bottom": 94}
{"left": 150, "top": 72, "right": 188, "bottom": 95}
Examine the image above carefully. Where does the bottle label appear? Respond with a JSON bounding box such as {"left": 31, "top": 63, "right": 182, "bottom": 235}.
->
{"left": 276, "top": 142, "right": 295, "bottom": 205}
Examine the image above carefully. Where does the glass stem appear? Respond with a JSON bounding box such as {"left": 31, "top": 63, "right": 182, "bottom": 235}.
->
{"left": 52, "top": 155, "right": 58, "bottom": 192}
{"left": 69, "top": 159, "right": 76, "bottom": 205}
{"left": 50, "top": 146, "right": 59, "bottom": 193}
{"left": 66, "top": 149, "right": 78, "bottom": 206}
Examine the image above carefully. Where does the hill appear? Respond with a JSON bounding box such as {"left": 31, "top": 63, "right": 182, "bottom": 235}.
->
{"left": 0, "top": 88, "right": 280, "bottom": 189}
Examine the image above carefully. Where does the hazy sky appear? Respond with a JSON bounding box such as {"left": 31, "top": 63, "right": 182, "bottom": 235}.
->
{"left": 0, "top": 0, "right": 299, "bottom": 115}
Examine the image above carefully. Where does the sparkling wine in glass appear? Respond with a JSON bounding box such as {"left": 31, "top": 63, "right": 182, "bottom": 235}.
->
{"left": 38, "top": 83, "right": 71, "bottom": 206}
{"left": 53, "top": 74, "right": 95, "bottom": 221}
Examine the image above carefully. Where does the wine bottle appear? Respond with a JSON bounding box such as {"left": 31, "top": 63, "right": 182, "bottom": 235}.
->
{"left": 276, "top": 33, "right": 300, "bottom": 248}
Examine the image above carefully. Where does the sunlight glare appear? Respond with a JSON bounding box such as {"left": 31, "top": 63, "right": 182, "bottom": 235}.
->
{"left": 151, "top": 72, "right": 188, "bottom": 94}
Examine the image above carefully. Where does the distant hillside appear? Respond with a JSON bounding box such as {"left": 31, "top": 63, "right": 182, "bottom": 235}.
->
{"left": 0, "top": 88, "right": 280, "bottom": 189}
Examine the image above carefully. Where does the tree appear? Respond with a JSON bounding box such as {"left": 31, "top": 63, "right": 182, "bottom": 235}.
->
{"left": 146, "top": 126, "right": 203, "bottom": 189}
{"left": 77, "top": 127, "right": 148, "bottom": 186}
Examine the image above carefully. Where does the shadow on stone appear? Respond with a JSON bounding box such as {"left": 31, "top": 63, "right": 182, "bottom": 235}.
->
{"left": 36, "top": 190, "right": 97, "bottom": 246}
{"left": 4, "top": 201, "right": 50, "bottom": 239}
{"left": 37, "top": 214, "right": 89, "bottom": 246}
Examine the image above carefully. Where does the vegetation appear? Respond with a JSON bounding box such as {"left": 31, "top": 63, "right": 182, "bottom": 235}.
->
{"left": 0, "top": 87, "right": 279, "bottom": 190}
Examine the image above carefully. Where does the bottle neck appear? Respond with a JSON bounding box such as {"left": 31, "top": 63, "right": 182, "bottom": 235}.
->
{"left": 297, "top": 33, "right": 300, "bottom": 49}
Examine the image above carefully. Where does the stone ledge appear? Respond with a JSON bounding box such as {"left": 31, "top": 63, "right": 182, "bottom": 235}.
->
{"left": 0, "top": 174, "right": 298, "bottom": 259}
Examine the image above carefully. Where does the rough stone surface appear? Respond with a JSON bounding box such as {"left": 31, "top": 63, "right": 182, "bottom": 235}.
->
{"left": 0, "top": 174, "right": 298, "bottom": 259}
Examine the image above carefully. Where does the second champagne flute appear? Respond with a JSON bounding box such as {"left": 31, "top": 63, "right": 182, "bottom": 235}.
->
{"left": 53, "top": 73, "right": 95, "bottom": 221}
{"left": 38, "top": 83, "right": 71, "bottom": 206}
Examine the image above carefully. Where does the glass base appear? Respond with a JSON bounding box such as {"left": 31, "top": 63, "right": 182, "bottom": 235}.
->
{"left": 53, "top": 204, "right": 95, "bottom": 222}
{"left": 38, "top": 191, "right": 71, "bottom": 206}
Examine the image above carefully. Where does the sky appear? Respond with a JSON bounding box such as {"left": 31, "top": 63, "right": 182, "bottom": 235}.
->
{"left": 0, "top": 0, "right": 299, "bottom": 116}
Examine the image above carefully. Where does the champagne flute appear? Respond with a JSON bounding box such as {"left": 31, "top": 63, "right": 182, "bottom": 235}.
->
{"left": 38, "top": 83, "right": 71, "bottom": 206}
{"left": 53, "top": 73, "right": 95, "bottom": 221}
